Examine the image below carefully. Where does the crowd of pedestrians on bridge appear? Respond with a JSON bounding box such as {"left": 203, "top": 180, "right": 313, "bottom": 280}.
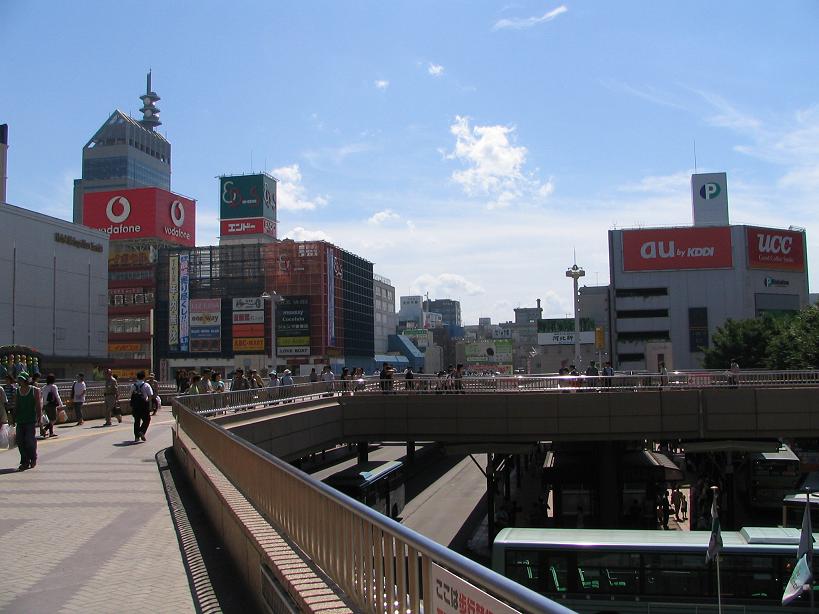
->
{"left": 0, "top": 368, "right": 161, "bottom": 472}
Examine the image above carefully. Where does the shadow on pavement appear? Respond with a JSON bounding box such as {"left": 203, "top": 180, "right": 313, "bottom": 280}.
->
{"left": 157, "top": 447, "right": 259, "bottom": 614}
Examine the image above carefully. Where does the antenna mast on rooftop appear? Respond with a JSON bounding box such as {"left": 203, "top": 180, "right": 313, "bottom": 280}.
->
{"left": 138, "top": 70, "right": 162, "bottom": 131}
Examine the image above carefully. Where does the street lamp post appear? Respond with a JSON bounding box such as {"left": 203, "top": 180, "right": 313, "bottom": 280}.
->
{"left": 261, "top": 291, "right": 283, "bottom": 375}
{"left": 565, "top": 263, "right": 585, "bottom": 368}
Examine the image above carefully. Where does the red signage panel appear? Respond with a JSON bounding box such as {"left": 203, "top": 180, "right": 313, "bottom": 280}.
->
{"left": 746, "top": 226, "right": 805, "bottom": 271}
{"left": 623, "top": 227, "right": 733, "bottom": 271}
{"left": 83, "top": 188, "right": 196, "bottom": 247}
{"left": 220, "top": 217, "right": 276, "bottom": 237}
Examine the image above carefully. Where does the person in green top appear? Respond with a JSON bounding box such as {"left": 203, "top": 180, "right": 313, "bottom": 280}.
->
{"left": 14, "top": 372, "right": 42, "bottom": 471}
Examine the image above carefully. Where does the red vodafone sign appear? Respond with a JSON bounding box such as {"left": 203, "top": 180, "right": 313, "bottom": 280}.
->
{"left": 220, "top": 217, "right": 276, "bottom": 237}
{"left": 623, "top": 227, "right": 733, "bottom": 271}
{"left": 746, "top": 226, "right": 805, "bottom": 271}
{"left": 83, "top": 187, "right": 196, "bottom": 247}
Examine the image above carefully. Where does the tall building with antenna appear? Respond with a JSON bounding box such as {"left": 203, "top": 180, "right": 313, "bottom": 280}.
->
{"left": 72, "top": 72, "right": 171, "bottom": 224}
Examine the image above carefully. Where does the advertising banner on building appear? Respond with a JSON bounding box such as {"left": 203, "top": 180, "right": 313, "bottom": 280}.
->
{"left": 220, "top": 218, "right": 276, "bottom": 237}
{"left": 232, "top": 324, "right": 265, "bottom": 338}
{"left": 219, "top": 174, "right": 277, "bottom": 223}
{"left": 232, "top": 297, "right": 265, "bottom": 311}
{"left": 622, "top": 227, "right": 733, "bottom": 271}
{"left": 430, "top": 562, "right": 520, "bottom": 614}
{"left": 83, "top": 187, "right": 195, "bottom": 247}
{"left": 276, "top": 296, "right": 310, "bottom": 356}
{"left": 464, "top": 340, "right": 513, "bottom": 371}
{"left": 231, "top": 298, "right": 266, "bottom": 355}
{"left": 233, "top": 337, "right": 265, "bottom": 353}
{"left": 538, "top": 331, "right": 596, "bottom": 345}
{"left": 746, "top": 226, "right": 805, "bottom": 272}
{"left": 189, "top": 298, "right": 221, "bottom": 353}
{"left": 327, "top": 249, "right": 336, "bottom": 347}
{"left": 232, "top": 310, "right": 265, "bottom": 324}
{"left": 179, "top": 254, "right": 190, "bottom": 352}
{"left": 168, "top": 254, "right": 179, "bottom": 347}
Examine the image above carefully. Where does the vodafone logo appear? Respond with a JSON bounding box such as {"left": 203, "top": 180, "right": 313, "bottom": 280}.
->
{"left": 106, "top": 196, "right": 131, "bottom": 223}
{"left": 170, "top": 200, "right": 185, "bottom": 227}
{"left": 756, "top": 233, "right": 792, "bottom": 255}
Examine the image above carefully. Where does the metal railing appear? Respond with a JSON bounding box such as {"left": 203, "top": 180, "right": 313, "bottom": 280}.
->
{"left": 173, "top": 395, "right": 574, "bottom": 614}
{"left": 176, "top": 370, "right": 819, "bottom": 415}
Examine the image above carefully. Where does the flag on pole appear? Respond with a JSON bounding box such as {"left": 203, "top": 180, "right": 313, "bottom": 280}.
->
{"left": 706, "top": 490, "right": 722, "bottom": 563}
{"left": 782, "top": 493, "right": 814, "bottom": 606}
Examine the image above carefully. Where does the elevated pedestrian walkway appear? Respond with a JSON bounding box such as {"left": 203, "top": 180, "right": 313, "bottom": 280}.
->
{"left": 0, "top": 411, "right": 255, "bottom": 613}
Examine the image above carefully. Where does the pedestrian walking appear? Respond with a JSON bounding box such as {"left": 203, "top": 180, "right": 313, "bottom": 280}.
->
{"left": 146, "top": 372, "right": 160, "bottom": 415}
{"left": 70, "top": 373, "right": 87, "bottom": 425}
{"left": 4, "top": 374, "right": 17, "bottom": 426}
{"left": 14, "top": 372, "right": 41, "bottom": 470}
{"left": 280, "top": 369, "right": 294, "bottom": 401}
{"left": 321, "top": 365, "right": 335, "bottom": 395}
{"left": 230, "top": 368, "right": 250, "bottom": 391}
{"left": 103, "top": 368, "right": 121, "bottom": 426}
{"left": 130, "top": 370, "right": 153, "bottom": 443}
{"left": 659, "top": 361, "right": 669, "bottom": 387}
{"left": 40, "top": 373, "right": 63, "bottom": 438}
{"left": 728, "top": 358, "right": 740, "bottom": 388}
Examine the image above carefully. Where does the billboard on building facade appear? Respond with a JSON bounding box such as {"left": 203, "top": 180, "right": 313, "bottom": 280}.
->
{"left": 219, "top": 218, "right": 276, "bottom": 237}
{"left": 189, "top": 298, "right": 221, "bottom": 353}
{"left": 464, "top": 340, "right": 513, "bottom": 367}
{"left": 83, "top": 187, "right": 195, "bottom": 247}
{"left": 168, "top": 254, "right": 179, "bottom": 347}
{"left": 622, "top": 227, "right": 733, "bottom": 272}
{"left": 691, "top": 172, "right": 729, "bottom": 227}
{"left": 219, "top": 174, "right": 277, "bottom": 224}
{"left": 232, "top": 297, "right": 266, "bottom": 355}
{"left": 746, "top": 226, "right": 806, "bottom": 272}
{"left": 276, "top": 296, "right": 311, "bottom": 356}
{"left": 178, "top": 254, "right": 190, "bottom": 352}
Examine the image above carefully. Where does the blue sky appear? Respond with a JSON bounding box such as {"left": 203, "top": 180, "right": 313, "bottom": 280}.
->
{"left": 3, "top": 1, "right": 819, "bottom": 324}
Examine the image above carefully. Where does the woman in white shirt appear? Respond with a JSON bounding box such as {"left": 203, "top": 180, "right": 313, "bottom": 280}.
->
{"left": 40, "top": 373, "right": 63, "bottom": 438}
{"left": 70, "top": 373, "right": 87, "bottom": 425}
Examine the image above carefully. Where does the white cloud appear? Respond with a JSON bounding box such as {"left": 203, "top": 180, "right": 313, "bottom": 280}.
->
{"left": 269, "top": 164, "right": 328, "bottom": 211}
{"left": 374, "top": 79, "right": 389, "bottom": 90}
{"left": 411, "top": 273, "right": 486, "bottom": 297}
{"left": 601, "top": 80, "right": 688, "bottom": 112}
{"left": 493, "top": 5, "right": 567, "bottom": 31}
{"left": 427, "top": 63, "right": 445, "bottom": 77}
{"left": 368, "top": 209, "right": 401, "bottom": 225}
{"left": 618, "top": 171, "right": 692, "bottom": 194}
{"left": 282, "top": 226, "right": 334, "bottom": 242}
{"left": 446, "top": 115, "right": 551, "bottom": 209}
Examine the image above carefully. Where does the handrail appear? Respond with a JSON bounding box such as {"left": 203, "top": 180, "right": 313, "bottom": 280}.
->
{"left": 174, "top": 394, "right": 575, "bottom": 613}
{"left": 174, "top": 370, "right": 819, "bottom": 414}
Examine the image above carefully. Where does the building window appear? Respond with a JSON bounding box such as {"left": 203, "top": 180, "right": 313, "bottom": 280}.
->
{"left": 618, "top": 353, "right": 645, "bottom": 363}
{"left": 689, "top": 307, "right": 708, "bottom": 352}
{"left": 616, "top": 309, "right": 669, "bottom": 318}
{"left": 615, "top": 288, "right": 668, "bottom": 298}
{"left": 618, "top": 331, "right": 670, "bottom": 342}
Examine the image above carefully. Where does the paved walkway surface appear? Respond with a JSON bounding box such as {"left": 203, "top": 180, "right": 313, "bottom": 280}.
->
{"left": 0, "top": 411, "right": 199, "bottom": 613}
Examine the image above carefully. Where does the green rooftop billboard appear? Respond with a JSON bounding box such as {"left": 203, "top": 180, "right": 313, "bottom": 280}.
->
{"left": 219, "top": 173, "right": 277, "bottom": 221}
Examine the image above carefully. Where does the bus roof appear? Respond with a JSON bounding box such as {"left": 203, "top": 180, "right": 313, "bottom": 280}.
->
{"left": 494, "top": 527, "right": 812, "bottom": 554}
{"left": 325, "top": 460, "right": 403, "bottom": 487}
{"left": 752, "top": 443, "right": 800, "bottom": 462}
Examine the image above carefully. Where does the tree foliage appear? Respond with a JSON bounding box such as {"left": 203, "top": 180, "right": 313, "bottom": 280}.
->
{"left": 701, "top": 315, "right": 780, "bottom": 369}
{"left": 767, "top": 304, "right": 819, "bottom": 369}
{"left": 702, "top": 305, "right": 819, "bottom": 370}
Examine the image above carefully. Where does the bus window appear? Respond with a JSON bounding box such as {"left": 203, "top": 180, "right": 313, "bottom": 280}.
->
{"left": 644, "top": 553, "right": 709, "bottom": 597}
{"left": 505, "top": 550, "right": 568, "bottom": 594}
{"left": 719, "top": 555, "right": 777, "bottom": 599}
{"left": 576, "top": 552, "right": 640, "bottom": 594}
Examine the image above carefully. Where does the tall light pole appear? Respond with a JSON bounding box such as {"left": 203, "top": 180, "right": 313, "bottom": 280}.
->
{"left": 261, "top": 291, "right": 283, "bottom": 375}
{"left": 566, "top": 263, "right": 585, "bottom": 368}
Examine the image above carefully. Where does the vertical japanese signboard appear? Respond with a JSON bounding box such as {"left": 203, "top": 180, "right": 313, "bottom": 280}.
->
{"left": 168, "top": 254, "right": 179, "bottom": 347}
{"left": 276, "top": 296, "right": 310, "bottom": 356}
{"left": 179, "top": 254, "right": 190, "bottom": 352}
{"left": 327, "top": 249, "right": 336, "bottom": 347}
{"left": 232, "top": 297, "right": 266, "bottom": 354}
